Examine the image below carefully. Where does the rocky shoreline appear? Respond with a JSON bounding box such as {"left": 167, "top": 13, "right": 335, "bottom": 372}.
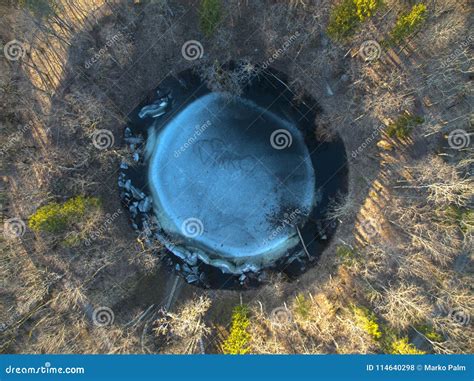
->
{"left": 118, "top": 67, "right": 348, "bottom": 289}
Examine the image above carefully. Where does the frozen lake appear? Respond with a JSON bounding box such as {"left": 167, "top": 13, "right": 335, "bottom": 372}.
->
{"left": 122, "top": 65, "right": 348, "bottom": 286}
{"left": 145, "top": 92, "right": 316, "bottom": 273}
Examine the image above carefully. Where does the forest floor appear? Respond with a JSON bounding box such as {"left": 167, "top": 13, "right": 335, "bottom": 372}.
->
{"left": 1, "top": 0, "right": 472, "bottom": 354}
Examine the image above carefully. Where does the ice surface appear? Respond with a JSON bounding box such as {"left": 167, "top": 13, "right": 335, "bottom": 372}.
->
{"left": 146, "top": 93, "right": 316, "bottom": 273}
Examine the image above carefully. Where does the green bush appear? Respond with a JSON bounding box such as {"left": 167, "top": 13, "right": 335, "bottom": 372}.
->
{"left": 445, "top": 206, "right": 474, "bottom": 234}
{"left": 416, "top": 324, "right": 443, "bottom": 342}
{"left": 199, "top": 0, "right": 222, "bottom": 37}
{"left": 327, "top": 0, "right": 359, "bottom": 41}
{"left": 17, "top": 0, "right": 57, "bottom": 18}
{"left": 29, "top": 196, "right": 100, "bottom": 233}
{"left": 222, "top": 305, "right": 251, "bottom": 354}
{"left": 327, "top": 0, "right": 381, "bottom": 40}
{"left": 460, "top": 209, "right": 474, "bottom": 234}
{"left": 352, "top": 305, "right": 382, "bottom": 339}
{"left": 389, "top": 337, "right": 425, "bottom": 354}
{"left": 386, "top": 113, "right": 424, "bottom": 139}
{"left": 294, "top": 293, "right": 311, "bottom": 319}
{"left": 355, "top": 0, "right": 382, "bottom": 21}
{"left": 336, "top": 245, "right": 358, "bottom": 264}
{"left": 389, "top": 3, "right": 427, "bottom": 45}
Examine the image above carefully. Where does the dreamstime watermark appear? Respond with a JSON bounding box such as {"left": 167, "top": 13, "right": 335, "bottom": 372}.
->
{"left": 262, "top": 208, "right": 301, "bottom": 246}
{"left": 84, "top": 32, "right": 124, "bottom": 69}
{"left": 174, "top": 120, "right": 211, "bottom": 158}
{"left": 181, "top": 40, "right": 204, "bottom": 61}
{"left": 92, "top": 129, "right": 114, "bottom": 150}
{"left": 440, "top": 34, "right": 473, "bottom": 68}
{"left": 5, "top": 363, "right": 85, "bottom": 375}
{"left": 0, "top": 311, "right": 22, "bottom": 333}
{"left": 270, "top": 306, "right": 293, "bottom": 326}
{"left": 0, "top": 121, "right": 34, "bottom": 156}
{"left": 3, "top": 39, "right": 26, "bottom": 61}
{"left": 359, "top": 40, "right": 382, "bottom": 62}
{"left": 84, "top": 208, "right": 123, "bottom": 246}
{"left": 3, "top": 218, "right": 26, "bottom": 239}
{"left": 447, "top": 129, "right": 470, "bottom": 150}
{"left": 359, "top": 218, "right": 378, "bottom": 238}
{"left": 92, "top": 306, "right": 115, "bottom": 327}
{"left": 447, "top": 307, "right": 470, "bottom": 326}
{"left": 261, "top": 31, "right": 301, "bottom": 69}
{"left": 351, "top": 124, "right": 384, "bottom": 158}
{"left": 181, "top": 217, "right": 204, "bottom": 238}
{"left": 270, "top": 129, "right": 293, "bottom": 150}
{"left": 160, "top": 234, "right": 179, "bottom": 252}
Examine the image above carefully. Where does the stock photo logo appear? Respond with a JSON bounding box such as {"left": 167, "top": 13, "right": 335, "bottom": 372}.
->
{"left": 448, "top": 307, "right": 470, "bottom": 326}
{"left": 84, "top": 32, "right": 124, "bottom": 69}
{"left": 92, "top": 306, "right": 115, "bottom": 327}
{"left": 260, "top": 31, "right": 301, "bottom": 69}
{"left": 270, "top": 306, "right": 293, "bottom": 326}
{"left": 181, "top": 218, "right": 204, "bottom": 238}
{"left": 4, "top": 362, "right": 85, "bottom": 376}
{"left": 447, "top": 129, "right": 470, "bottom": 150}
{"left": 173, "top": 120, "right": 212, "bottom": 158}
{"left": 181, "top": 40, "right": 204, "bottom": 61}
{"left": 359, "top": 40, "right": 381, "bottom": 62}
{"left": 3, "top": 218, "right": 26, "bottom": 239}
{"left": 0, "top": 121, "right": 33, "bottom": 156}
{"left": 359, "top": 218, "right": 378, "bottom": 239}
{"left": 261, "top": 208, "right": 302, "bottom": 247}
{"left": 3, "top": 39, "right": 26, "bottom": 61}
{"left": 92, "top": 129, "right": 115, "bottom": 150}
{"left": 270, "top": 129, "right": 292, "bottom": 150}
{"left": 84, "top": 208, "right": 123, "bottom": 246}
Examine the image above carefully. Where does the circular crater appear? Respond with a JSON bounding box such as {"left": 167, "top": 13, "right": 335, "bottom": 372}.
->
{"left": 119, "top": 64, "right": 348, "bottom": 288}
{"left": 147, "top": 92, "right": 316, "bottom": 273}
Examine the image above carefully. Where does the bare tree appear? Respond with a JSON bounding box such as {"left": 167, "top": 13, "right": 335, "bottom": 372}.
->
{"left": 153, "top": 296, "right": 211, "bottom": 354}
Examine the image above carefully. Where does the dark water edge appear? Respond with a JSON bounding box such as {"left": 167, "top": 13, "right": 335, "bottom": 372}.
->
{"left": 119, "top": 64, "right": 348, "bottom": 289}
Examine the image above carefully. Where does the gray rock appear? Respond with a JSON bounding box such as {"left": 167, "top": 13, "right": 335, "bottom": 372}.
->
{"left": 138, "top": 198, "right": 151, "bottom": 213}
{"left": 129, "top": 205, "right": 138, "bottom": 218}
{"left": 156, "top": 89, "right": 170, "bottom": 98}
{"left": 325, "top": 81, "right": 334, "bottom": 96}
{"left": 185, "top": 274, "right": 199, "bottom": 284}
{"left": 130, "top": 185, "right": 145, "bottom": 200}
{"left": 141, "top": 219, "right": 152, "bottom": 235}
{"left": 187, "top": 253, "right": 198, "bottom": 266}
{"left": 138, "top": 99, "right": 169, "bottom": 119}
{"left": 182, "top": 264, "right": 192, "bottom": 274}
{"left": 125, "top": 137, "right": 144, "bottom": 145}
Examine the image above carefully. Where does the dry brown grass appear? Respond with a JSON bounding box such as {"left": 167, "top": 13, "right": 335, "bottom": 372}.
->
{"left": 1, "top": 0, "right": 472, "bottom": 354}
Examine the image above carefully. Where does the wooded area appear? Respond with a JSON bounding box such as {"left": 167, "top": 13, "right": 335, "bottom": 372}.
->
{"left": 1, "top": 0, "right": 472, "bottom": 354}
